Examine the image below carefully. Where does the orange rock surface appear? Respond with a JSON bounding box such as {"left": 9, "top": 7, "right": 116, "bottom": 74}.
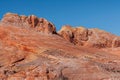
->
{"left": 0, "top": 13, "right": 120, "bottom": 80}
{"left": 58, "top": 25, "right": 120, "bottom": 48}
{"left": 1, "top": 13, "right": 56, "bottom": 34}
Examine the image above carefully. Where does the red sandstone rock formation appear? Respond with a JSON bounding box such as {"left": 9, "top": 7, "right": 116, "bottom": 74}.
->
{"left": 58, "top": 25, "right": 120, "bottom": 48}
{"left": 1, "top": 13, "right": 56, "bottom": 34}
{"left": 0, "top": 13, "right": 120, "bottom": 80}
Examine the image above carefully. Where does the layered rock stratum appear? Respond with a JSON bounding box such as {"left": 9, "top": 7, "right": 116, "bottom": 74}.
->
{"left": 0, "top": 13, "right": 120, "bottom": 80}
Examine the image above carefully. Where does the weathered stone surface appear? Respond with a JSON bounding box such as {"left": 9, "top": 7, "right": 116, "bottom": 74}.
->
{"left": 0, "top": 13, "right": 120, "bottom": 80}
{"left": 58, "top": 25, "right": 120, "bottom": 48}
{"left": 1, "top": 13, "right": 56, "bottom": 34}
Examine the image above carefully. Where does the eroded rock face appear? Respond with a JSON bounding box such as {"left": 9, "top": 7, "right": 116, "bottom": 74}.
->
{"left": 1, "top": 13, "right": 120, "bottom": 48}
{"left": 58, "top": 25, "right": 120, "bottom": 48}
{"left": 1, "top": 13, "right": 56, "bottom": 34}
{"left": 0, "top": 13, "right": 120, "bottom": 80}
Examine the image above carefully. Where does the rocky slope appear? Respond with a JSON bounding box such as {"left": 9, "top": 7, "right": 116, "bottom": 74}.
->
{"left": 0, "top": 13, "right": 120, "bottom": 80}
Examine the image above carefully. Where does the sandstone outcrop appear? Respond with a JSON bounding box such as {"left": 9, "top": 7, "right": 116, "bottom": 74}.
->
{"left": 58, "top": 25, "right": 120, "bottom": 48}
{"left": 0, "top": 13, "right": 120, "bottom": 80}
{"left": 1, "top": 13, "right": 120, "bottom": 48}
{"left": 1, "top": 13, "right": 56, "bottom": 34}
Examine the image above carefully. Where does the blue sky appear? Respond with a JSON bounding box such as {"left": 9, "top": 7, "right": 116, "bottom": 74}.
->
{"left": 0, "top": 0, "right": 120, "bottom": 35}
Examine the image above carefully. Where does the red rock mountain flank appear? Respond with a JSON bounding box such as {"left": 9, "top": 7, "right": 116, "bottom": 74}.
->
{"left": 0, "top": 13, "right": 120, "bottom": 80}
